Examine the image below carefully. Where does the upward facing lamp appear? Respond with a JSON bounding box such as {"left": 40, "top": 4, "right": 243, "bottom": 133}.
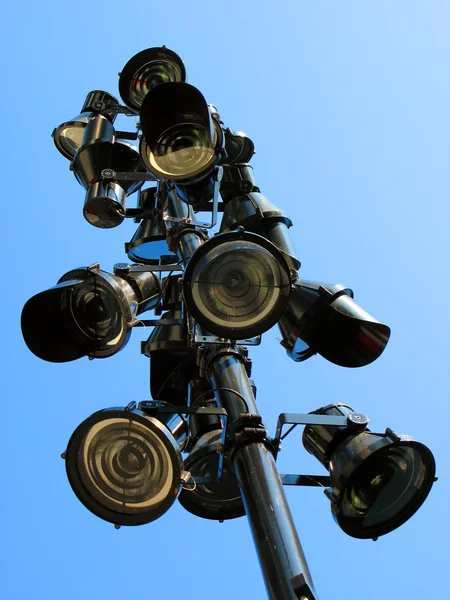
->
{"left": 21, "top": 264, "right": 161, "bottom": 363}
{"left": 119, "top": 47, "right": 186, "bottom": 114}
{"left": 278, "top": 281, "right": 390, "bottom": 367}
{"left": 139, "top": 82, "right": 224, "bottom": 191}
{"left": 183, "top": 230, "right": 292, "bottom": 339}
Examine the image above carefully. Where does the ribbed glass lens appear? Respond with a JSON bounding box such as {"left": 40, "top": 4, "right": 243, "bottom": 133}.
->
{"left": 149, "top": 124, "right": 215, "bottom": 179}
{"left": 189, "top": 240, "right": 290, "bottom": 336}
{"left": 77, "top": 417, "right": 174, "bottom": 514}
{"left": 341, "top": 446, "right": 429, "bottom": 531}
{"left": 69, "top": 283, "right": 123, "bottom": 344}
{"left": 130, "top": 60, "right": 184, "bottom": 108}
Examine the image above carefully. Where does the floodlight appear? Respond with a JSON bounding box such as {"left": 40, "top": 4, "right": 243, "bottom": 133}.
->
{"left": 278, "top": 281, "right": 390, "bottom": 367}
{"left": 178, "top": 430, "right": 245, "bottom": 520}
{"left": 53, "top": 90, "right": 120, "bottom": 160}
{"left": 139, "top": 82, "right": 224, "bottom": 184}
{"left": 21, "top": 265, "right": 161, "bottom": 363}
{"left": 142, "top": 310, "right": 198, "bottom": 405}
{"left": 119, "top": 47, "right": 186, "bottom": 114}
{"left": 220, "top": 181, "right": 301, "bottom": 270}
{"left": 303, "top": 404, "right": 436, "bottom": 539}
{"left": 72, "top": 115, "right": 145, "bottom": 228}
{"left": 223, "top": 129, "right": 255, "bottom": 165}
{"left": 183, "top": 230, "right": 292, "bottom": 339}
{"left": 64, "top": 402, "right": 187, "bottom": 526}
{"left": 126, "top": 188, "right": 176, "bottom": 264}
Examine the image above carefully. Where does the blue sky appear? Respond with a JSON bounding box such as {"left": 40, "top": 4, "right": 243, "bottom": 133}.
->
{"left": 2, "top": 1, "right": 449, "bottom": 599}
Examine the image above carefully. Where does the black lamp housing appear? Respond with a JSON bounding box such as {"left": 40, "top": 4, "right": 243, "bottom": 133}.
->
{"left": 303, "top": 404, "right": 436, "bottom": 539}
{"left": 119, "top": 47, "right": 186, "bottom": 114}
{"left": 53, "top": 90, "right": 120, "bottom": 160}
{"left": 21, "top": 265, "right": 161, "bottom": 363}
{"left": 278, "top": 280, "right": 391, "bottom": 367}
{"left": 139, "top": 82, "right": 224, "bottom": 185}
{"left": 64, "top": 403, "right": 187, "bottom": 526}
{"left": 183, "top": 230, "right": 292, "bottom": 340}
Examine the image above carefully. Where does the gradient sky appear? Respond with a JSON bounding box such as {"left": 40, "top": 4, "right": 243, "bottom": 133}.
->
{"left": 2, "top": 2, "right": 449, "bottom": 599}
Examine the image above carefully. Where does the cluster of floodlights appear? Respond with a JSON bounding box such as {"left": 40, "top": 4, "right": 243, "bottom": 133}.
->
{"left": 22, "top": 47, "right": 435, "bottom": 542}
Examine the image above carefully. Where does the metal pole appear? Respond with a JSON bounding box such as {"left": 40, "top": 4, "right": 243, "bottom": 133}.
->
{"left": 208, "top": 351, "right": 318, "bottom": 600}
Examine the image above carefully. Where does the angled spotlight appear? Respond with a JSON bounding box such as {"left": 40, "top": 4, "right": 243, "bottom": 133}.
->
{"left": 53, "top": 90, "right": 120, "bottom": 160}
{"left": 178, "top": 429, "right": 245, "bottom": 520}
{"left": 303, "top": 404, "right": 436, "bottom": 539}
{"left": 142, "top": 310, "right": 198, "bottom": 405}
{"left": 183, "top": 230, "right": 292, "bottom": 339}
{"left": 72, "top": 115, "right": 146, "bottom": 228}
{"left": 64, "top": 402, "right": 187, "bottom": 526}
{"left": 223, "top": 129, "right": 255, "bottom": 165}
{"left": 21, "top": 265, "right": 161, "bottom": 363}
{"left": 139, "top": 82, "right": 224, "bottom": 185}
{"left": 119, "top": 47, "right": 186, "bottom": 114}
{"left": 278, "top": 281, "right": 390, "bottom": 367}
{"left": 126, "top": 189, "right": 176, "bottom": 265}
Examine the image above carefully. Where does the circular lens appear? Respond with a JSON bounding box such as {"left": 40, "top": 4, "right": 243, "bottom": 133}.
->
{"left": 78, "top": 416, "right": 175, "bottom": 515}
{"left": 149, "top": 124, "right": 215, "bottom": 179}
{"left": 338, "top": 443, "right": 435, "bottom": 537}
{"left": 185, "top": 236, "right": 291, "bottom": 338}
{"left": 69, "top": 282, "right": 123, "bottom": 344}
{"left": 131, "top": 59, "right": 183, "bottom": 107}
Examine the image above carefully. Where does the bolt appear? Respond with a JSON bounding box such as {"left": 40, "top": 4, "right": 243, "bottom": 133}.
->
{"left": 114, "top": 524, "right": 121, "bottom": 530}
{"left": 61, "top": 452, "right": 66, "bottom": 459}
{"left": 434, "top": 476, "right": 439, "bottom": 482}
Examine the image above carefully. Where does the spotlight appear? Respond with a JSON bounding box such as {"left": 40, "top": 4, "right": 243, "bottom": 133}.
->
{"left": 72, "top": 115, "right": 146, "bottom": 228}
{"left": 142, "top": 310, "right": 198, "bottom": 405}
{"left": 139, "top": 82, "right": 224, "bottom": 184}
{"left": 53, "top": 90, "right": 120, "bottom": 160}
{"left": 178, "top": 430, "right": 245, "bottom": 520}
{"left": 302, "top": 404, "right": 436, "bottom": 539}
{"left": 183, "top": 230, "right": 292, "bottom": 339}
{"left": 278, "top": 280, "right": 390, "bottom": 367}
{"left": 119, "top": 47, "right": 186, "bottom": 114}
{"left": 125, "top": 188, "right": 176, "bottom": 265}
{"left": 223, "top": 129, "right": 255, "bottom": 165}
{"left": 64, "top": 402, "right": 187, "bottom": 526}
{"left": 21, "top": 264, "right": 161, "bottom": 363}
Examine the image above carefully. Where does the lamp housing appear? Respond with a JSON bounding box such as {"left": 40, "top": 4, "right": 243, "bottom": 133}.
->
{"left": 72, "top": 115, "right": 145, "bottom": 228}
{"left": 21, "top": 265, "right": 161, "bottom": 363}
{"left": 64, "top": 402, "right": 187, "bottom": 526}
{"left": 53, "top": 90, "right": 120, "bottom": 160}
{"left": 139, "top": 82, "right": 224, "bottom": 185}
{"left": 303, "top": 404, "right": 436, "bottom": 539}
{"left": 119, "top": 47, "right": 186, "bottom": 113}
{"left": 183, "top": 230, "right": 292, "bottom": 340}
{"left": 278, "top": 280, "right": 390, "bottom": 367}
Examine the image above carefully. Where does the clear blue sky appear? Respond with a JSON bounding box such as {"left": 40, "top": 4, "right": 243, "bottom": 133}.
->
{"left": 1, "top": 2, "right": 449, "bottom": 599}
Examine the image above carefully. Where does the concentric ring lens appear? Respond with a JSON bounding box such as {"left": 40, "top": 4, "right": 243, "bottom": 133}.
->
{"left": 130, "top": 60, "right": 183, "bottom": 108}
{"left": 78, "top": 417, "right": 174, "bottom": 514}
{"left": 335, "top": 441, "right": 435, "bottom": 538}
{"left": 184, "top": 232, "right": 291, "bottom": 339}
{"left": 65, "top": 409, "right": 183, "bottom": 526}
{"left": 69, "top": 283, "right": 123, "bottom": 344}
{"left": 119, "top": 48, "right": 186, "bottom": 113}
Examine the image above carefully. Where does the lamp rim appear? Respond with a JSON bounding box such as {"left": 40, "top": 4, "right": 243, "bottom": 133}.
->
{"left": 65, "top": 407, "right": 183, "bottom": 526}
{"left": 183, "top": 230, "right": 292, "bottom": 339}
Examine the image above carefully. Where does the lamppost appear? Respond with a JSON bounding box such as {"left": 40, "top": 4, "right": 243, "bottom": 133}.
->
{"left": 21, "top": 47, "right": 436, "bottom": 600}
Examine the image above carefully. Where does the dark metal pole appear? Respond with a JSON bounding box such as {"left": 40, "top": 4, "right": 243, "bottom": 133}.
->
{"left": 208, "top": 351, "right": 318, "bottom": 600}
